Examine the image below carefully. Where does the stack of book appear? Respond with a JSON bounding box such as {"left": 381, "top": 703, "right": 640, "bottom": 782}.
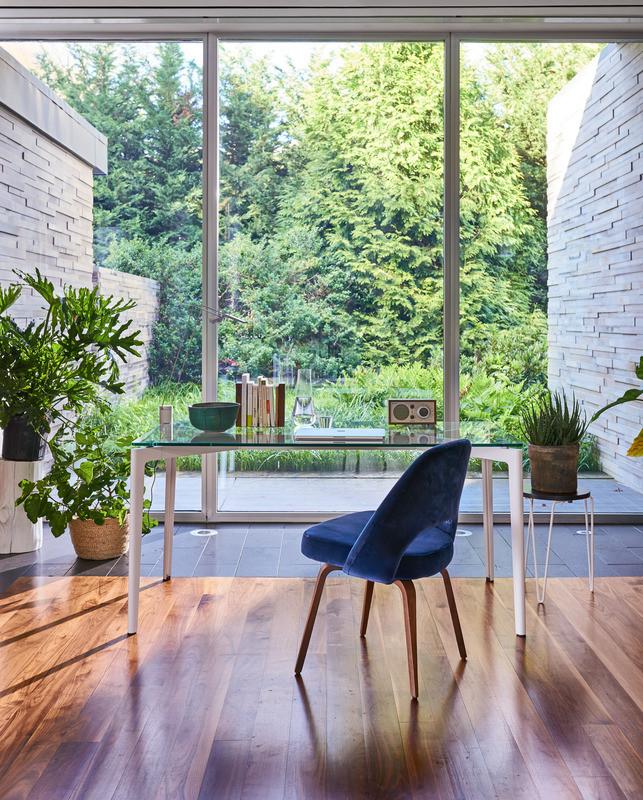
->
{"left": 235, "top": 374, "right": 286, "bottom": 427}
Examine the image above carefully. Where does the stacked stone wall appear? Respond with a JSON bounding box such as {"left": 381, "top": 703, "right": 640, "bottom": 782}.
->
{"left": 547, "top": 43, "right": 643, "bottom": 490}
{"left": 0, "top": 102, "right": 95, "bottom": 317}
{"left": 97, "top": 267, "right": 159, "bottom": 396}
{"left": 0, "top": 46, "right": 158, "bottom": 396}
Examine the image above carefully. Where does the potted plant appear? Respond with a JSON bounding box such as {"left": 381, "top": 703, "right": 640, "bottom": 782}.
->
{"left": 520, "top": 390, "right": 588, "bottom": 496}
{"left": 16, "top": 413, "right": 156, "bottom": 559}
{"left": 590, "top": 355, "right": 642, "bottom": 457}
{"left": 0, "top": 270, "right": 142, "bottom": 461}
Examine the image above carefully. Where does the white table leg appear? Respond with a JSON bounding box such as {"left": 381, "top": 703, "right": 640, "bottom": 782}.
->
{"left": 590, "top": 496, "right": 595, "bottom": 592}
{"left": 482, "top": 458, "right": 494, "bottom": 581}
{"left": 507, "top": 448, "right": 526, "bottom": 636}
{"left": 128, "top": 448, "right": 147, "bottom": 635}
{"left": 163, "top": 457, "right": 177, "bottom": 581}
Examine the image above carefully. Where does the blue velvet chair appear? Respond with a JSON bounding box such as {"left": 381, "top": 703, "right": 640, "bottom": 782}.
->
{"left": 294, "top": 438, "right": 472, "bottom": 698}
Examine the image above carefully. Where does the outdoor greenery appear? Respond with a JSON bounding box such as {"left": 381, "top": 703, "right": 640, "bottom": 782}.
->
{"left": 35, "top": 40, "right": 605, "bottom": 474}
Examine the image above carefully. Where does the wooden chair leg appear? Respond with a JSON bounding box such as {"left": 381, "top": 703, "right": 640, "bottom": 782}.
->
{"left": 395, "top": 579, "right": 418, "bottom": 699}
{"left": 360, "top": 580, "right": 374, "bottom": 638}
{"left": 295, "top": 563, "right": 339, "bottom": 675}
{"left": 441, "top": 568, "right": 467, "bottom": 660}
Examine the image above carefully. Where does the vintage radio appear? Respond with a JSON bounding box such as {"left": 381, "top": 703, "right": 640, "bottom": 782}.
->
{"left": 387, "top": 399, "right": 437, "bottom": 425}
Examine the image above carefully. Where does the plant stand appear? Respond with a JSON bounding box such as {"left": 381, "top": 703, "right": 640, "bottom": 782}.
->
{"left": 0, "top": 459, "right": 44, "bottom": 553}
{"left": 524, "top": 489, "right": 594, "bottom": 605}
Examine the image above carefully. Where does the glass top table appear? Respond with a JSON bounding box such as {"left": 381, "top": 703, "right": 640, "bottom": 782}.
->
{"left": 127, "top": 420, "right": 527, "bottom": 639}
{"left": 133, "top": 420, "right": 522, "bottom": 448}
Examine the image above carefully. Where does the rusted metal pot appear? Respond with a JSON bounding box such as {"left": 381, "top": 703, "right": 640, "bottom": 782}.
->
{"left": 528, "top": 444, "right": 579, "bottom": 496}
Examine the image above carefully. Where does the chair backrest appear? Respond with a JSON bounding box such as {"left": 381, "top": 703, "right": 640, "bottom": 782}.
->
{"left": 343, "top": 438, "right": 471, "bottom": 583}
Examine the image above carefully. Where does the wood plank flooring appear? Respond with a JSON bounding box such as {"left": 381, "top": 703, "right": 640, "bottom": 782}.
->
{"left": 0, "top": 575, "right": 641, "bottom": 799}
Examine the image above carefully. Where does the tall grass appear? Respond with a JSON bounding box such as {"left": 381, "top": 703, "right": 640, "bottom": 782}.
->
{"left": 106, "top": 381, "right": 201, "bottom": 470}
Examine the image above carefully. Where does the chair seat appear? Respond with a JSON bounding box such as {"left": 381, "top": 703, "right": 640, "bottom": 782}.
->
{"left": 301, "top": 510, "right": 454, "bottom": 582}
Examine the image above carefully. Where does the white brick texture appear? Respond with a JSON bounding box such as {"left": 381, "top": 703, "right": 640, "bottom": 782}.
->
{"left": 547, "top": 43, "right": 643, "bottom": 491}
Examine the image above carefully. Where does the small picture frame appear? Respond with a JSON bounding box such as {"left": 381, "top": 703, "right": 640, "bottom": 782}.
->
{"left": 388, "top": 399, "right": 437, "bottom": 425}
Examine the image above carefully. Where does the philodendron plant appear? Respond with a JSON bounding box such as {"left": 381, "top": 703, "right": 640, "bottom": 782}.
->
{"left": 16, "top": 412, "right": 156, "bottom": 537}
{"left": 591, "top": 355, "right": 643, "bottom": 457}
{"left": 0, "top": 269, "right": 142, "bottom": 457}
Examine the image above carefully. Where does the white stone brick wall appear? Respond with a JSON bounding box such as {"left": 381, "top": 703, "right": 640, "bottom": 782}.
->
{"left": 547, "top": 43, "right": 643, "bottom": 491}
{"left": 0, "top": 103, "right": 95, "bottom": 317}
{"left": 96, "top": 268, "right": 158, "bottom": 397}
{"left": 0, "top": 46, "right": 159, "bottom": 397}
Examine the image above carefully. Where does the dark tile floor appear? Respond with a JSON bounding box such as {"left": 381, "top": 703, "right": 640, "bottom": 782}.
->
{"left": 1, "top": 522, "right": 642, "bottom": 594}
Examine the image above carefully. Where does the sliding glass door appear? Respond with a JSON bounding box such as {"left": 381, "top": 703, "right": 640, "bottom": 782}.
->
{"left": 4, "top": 32, "right": 639, "bottom": 521}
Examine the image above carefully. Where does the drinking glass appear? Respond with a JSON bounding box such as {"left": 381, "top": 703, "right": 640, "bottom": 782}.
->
{"left": 292, "top": 368, "right": 316, "bottom": 426}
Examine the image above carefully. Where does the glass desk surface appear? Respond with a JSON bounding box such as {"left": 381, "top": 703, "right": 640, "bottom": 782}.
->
{"left": 133, "top": 421, "right": 522, "bottom": 448}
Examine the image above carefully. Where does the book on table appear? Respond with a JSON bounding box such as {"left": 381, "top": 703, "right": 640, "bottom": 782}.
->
{"left": 293, "top": 427, "right": 386, "bottom": 443}
{"left": 235, "top": 376, "right": 286, "bottom": 427}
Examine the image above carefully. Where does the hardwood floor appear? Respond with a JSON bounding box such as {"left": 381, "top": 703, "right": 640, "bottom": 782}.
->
{"left": 0, "top": 575, "right": 642, "bottom": 799}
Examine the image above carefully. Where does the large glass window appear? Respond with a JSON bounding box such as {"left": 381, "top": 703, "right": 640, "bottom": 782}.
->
{"left": 0, "top": 40, "right": 204, "bottom": 512}
{"left": 216, "top": 40, "right": 445, "bottom": 513}
{"left": 3, "top": 34, "right": 639, "bottom": 521}
{"left": 459, "top": 41, "right": 643, "bottom": 516}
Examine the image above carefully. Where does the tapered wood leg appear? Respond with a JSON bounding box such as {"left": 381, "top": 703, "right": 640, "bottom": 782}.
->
{"left": 441, "top": 568, "right": 467, "bottom": 660}
{"left": 395, "top": 579, "right": 418, "bottom": 699}
{"left": 295, "top": 563, "right": 339, "bottom": 675}
{"left": 360, "top": 580, "right": 375, "bottom": 638}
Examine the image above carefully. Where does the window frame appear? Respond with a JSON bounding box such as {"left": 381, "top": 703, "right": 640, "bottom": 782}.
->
{"left": 2, "top": 23, "right": 641, "bottom": 524}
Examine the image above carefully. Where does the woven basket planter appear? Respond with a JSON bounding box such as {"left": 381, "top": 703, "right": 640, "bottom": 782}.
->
{"left": 69, "top": 516, "right": 129, "bottom": 560}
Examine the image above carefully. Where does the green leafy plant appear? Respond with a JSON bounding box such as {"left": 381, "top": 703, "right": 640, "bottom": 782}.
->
{"left": 16, "top": 413, "right": 156, "bottom": 537}
{"left": 590, "top": 355, "right": 643, "bottom": 457}
{"left": 0, "top": 270, "right": 143, "bottom": 438}
{"left": 520, "top": 390, "right": 587, "bottom": 446}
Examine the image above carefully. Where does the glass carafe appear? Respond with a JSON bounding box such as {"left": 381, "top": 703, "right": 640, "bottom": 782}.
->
{"left": 292, "top": 368, "right": 316, "bottom": 426}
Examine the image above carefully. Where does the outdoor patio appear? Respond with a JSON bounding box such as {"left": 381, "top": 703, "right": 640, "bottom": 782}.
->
{"left": 151, "top": 471, "right": 643, "bottom": 515}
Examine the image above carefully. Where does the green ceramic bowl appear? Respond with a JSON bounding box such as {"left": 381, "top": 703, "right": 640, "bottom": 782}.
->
{"left": 188, "top": 402, "right": 239, "bottom": 432}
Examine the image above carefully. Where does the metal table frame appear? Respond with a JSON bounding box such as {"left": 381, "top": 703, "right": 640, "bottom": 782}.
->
{"left": 127, "top": 439, "right": 526, "bottom": 637}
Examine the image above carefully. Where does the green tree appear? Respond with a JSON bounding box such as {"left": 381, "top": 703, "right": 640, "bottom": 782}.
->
{"left": 219, "top": 49, "right": 289, "bottom": 242}
{"left": 280, "top": 42, "right": 540, "bottom": 368}
{"left": 104, "top": 238, "right": 202, "bottom": 384}
{"left": 38, "top": 43, "right": 202, "bottom": 262}
{"left": 482, "top": 43, "right": 601, "bottom": 304}
{"left": 36, "top": 40, "right": 601, "bottom": 389}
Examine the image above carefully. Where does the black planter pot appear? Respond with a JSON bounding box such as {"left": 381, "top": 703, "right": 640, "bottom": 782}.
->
{"left": 1, "top": 415, "right": 47, "bottom": 461}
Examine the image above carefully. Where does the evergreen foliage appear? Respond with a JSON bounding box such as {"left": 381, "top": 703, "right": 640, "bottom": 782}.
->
{"left": 37, "top": 40, "right": 600, "bottom": 387}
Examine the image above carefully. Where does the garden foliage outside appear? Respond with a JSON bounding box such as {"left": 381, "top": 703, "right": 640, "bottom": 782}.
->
{"left": 37, "top": 41, "right": 602, "bottom": 473}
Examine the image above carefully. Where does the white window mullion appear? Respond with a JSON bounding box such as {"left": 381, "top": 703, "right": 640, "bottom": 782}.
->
{"left": 203, "top": 32, "right": 219, "bottom": 520}
{"left": 443, "top": 33, "right": 460, "bottom": 426}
